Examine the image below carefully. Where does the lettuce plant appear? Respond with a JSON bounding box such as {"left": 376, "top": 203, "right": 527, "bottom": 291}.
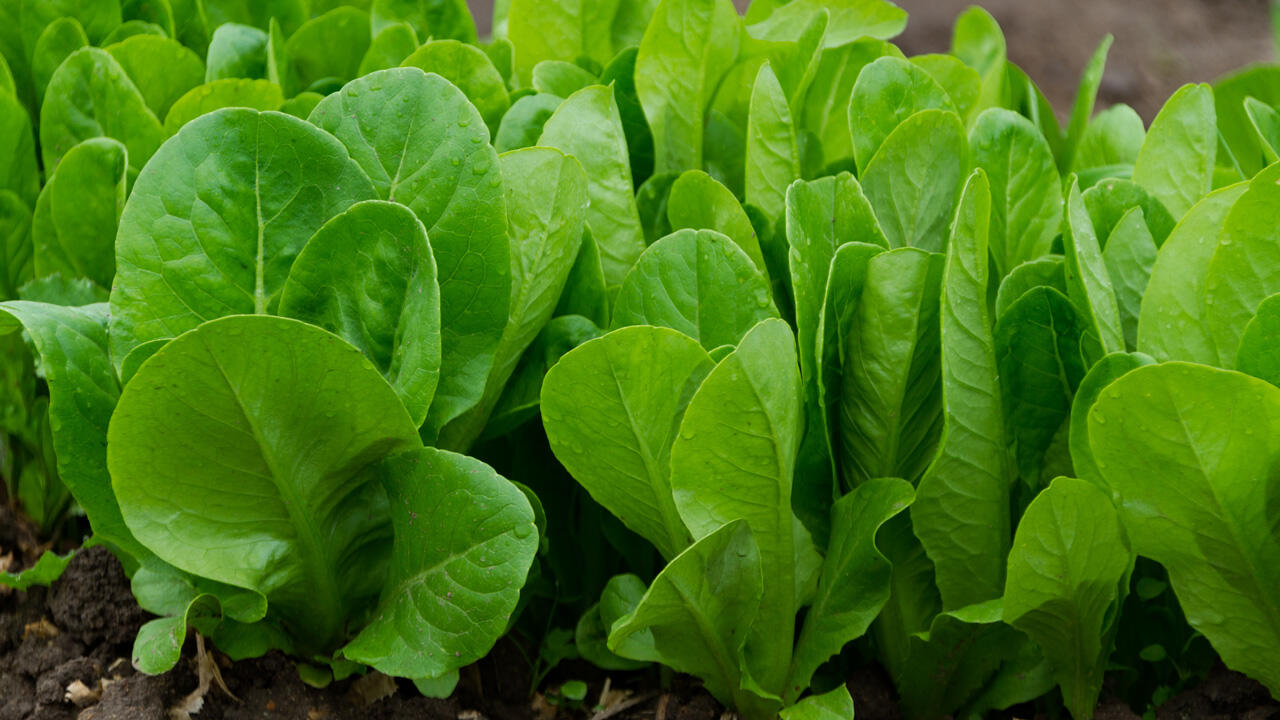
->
{"left": 6, "top": 0, "right": 1280, "bottom": 717}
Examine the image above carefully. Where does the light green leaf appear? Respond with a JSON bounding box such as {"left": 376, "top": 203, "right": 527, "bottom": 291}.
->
{"left": 995, "top": 256, "right": 1066, "bottom": 320}
{"left": 279, "top": 201, "right": 440, "bottom": 427}
{"left": 286, "top": 7, "right": 371, "bottom": 92}
{"left": 106, "top": 35, "right": 205, "bottom": 120}
{"left": 1089, "top": 363, "right": 1280, "bottom": 696}
{"left": 200, "top": 0, "right": 307, "bottom": 35}
{"left": 612, "top": 229, "right": 779, "bottom": 349}
{"left": 636, "top": 0, "right": 740, "bottom": 175}
{"left": 1245, "top": 96, "right": 1280, "bottom": 165}
{"left": 970, "top": 108, "right": 1062, "bottom": 277}
{"left": 839, "top": 248, "right": 943, "bottom": 487}
{"left": 0, "top": 192, "right": 33, "bottom": 301}
{"left": 911, "top": 53, "right": 980, "bottom": 121}
{"left": 32, "top": 137, "right": 127, "bottom": 291}
{"left": 554, "top": 231, "right": 610, "bottom": 326}
{"left": 438, "top": 147, "right": 587, "bottom": 451}
{"left": 372, "top": 0, "right": 477, "bottom": 45}
{"left": 0, "top": 549, "right": 73, "bottom": 590}
{"left": 109, "top": 315, "right": 421, "bottom": 655}
{"left": 779, "top": 684, "right": 855, "bottom": 720}
{"left": 1237, "top": 293, "right": 1280, "bottom": 387}
{"left": 531, "top": 60, "right": 597, "bottom": 98}
{"left": 577, "top": 574, "right": 649, "bottom": 671}
{"left": 0, "top": 302, "right": 145, "bottom": 561}
{"left": 539, "top": 84, "right": 645, "bottom": 291}
{"left": 494, "top": 93, "right": 561, "bottom": 153}
{"left": 359, "top": 21, "right": 417, "bottom": 76}
{"left": 506, "top": 0, "right": 619, "bottom": 84}
{"left": 1101, "top": 207, "right": 1157, "bottom": 350}
{"left": 609, "top": 520, "right": 771, "bottom": 717}
{"left": 31, "top": 17, "right": 88, "bottom": 105}
{"left": 542, "top": 326, "right": 709, "bottom": 560}
{"left": 205, "top": 23, "right": 268, "bottom": 82}
{"left": 487, "top": 314, "right": 601, "bottom": 439}
{"left": 20, "top": 0, "right": 120, "bottom": 53}
{"left": 1216, "top": 66, "right": 1280, "bottom": 178}
{"left": 950, "top": 6, "right": 1006, "bottom": 118}
{"left": 666, "top": 170, "right": 770, "bottom": 281}
{"left": 40, "top": 47, "right": 165, "bottom": 177}
{"left": 110, "top": 108, "right": 376, "bottom": 365}
{"left": 1132, "top": 84, "right": 1217, "bottom": 219}
{"left": 278, "top": 92, "right": 323, "bottom": 120}
{"left": 0, "top": 92, "right": 38, "bottom": 208}
{"left": 310, "top": 68, "right": 510, "bottom": 434}
{"left": 862, "top": 109, "right": 968, "bottom": 253}
{"left": 1004, "top": 477, "right": 1133, "bottom": 720}
{"left": 1203, "top": 164, "right": 1280, "bottom": 369}
{"left": 401, "top": 40, "right": 510, "bottom": 138}
{"left": 994, "top": 287, "right": 1093, "bottom": 481}
{"left": 1067, "top": 352, "right": 1153, "bottom": 491}
{"left": 787, "top": 478, "right": 912, "bottom": 702}
{"left": 849, "top": 56, "right": 954, "bottom": 174}
{"left": 1072, "top": 104, "right": 1145, "bottom": 185}
{"left": 132, "top": 597, "right": 217, "bottom": 674}
{"left": 671, "top": 318, "right": 802, "bottom": 695}
{"left": 342, "top": 448, "right": 537, "bottom": 679}
{"left": 162, "top": 78, "right": 284, "bottom": 133}
{"left": 1061, "top": 36, "right": 1112, "bottom": 173}
{"left": 103, "top": 20, "right": 167, "bottom": 45}
{"left": 914, "top": 170, "right": 1010, "bottom": 610}
{"left": 800, "top": 39, "right": 901, "bottom": 167}
{"left": 746, "top": 63, "right": 800, "bottom": 225}
{"left": 1082, "top": 179, "right": 1176, "bottom": 250}
{"left": 1063, "top": 177, "right": 1125, "bottom": 355}
{"left": 788, "top": 173, "right": 884, "bottom": 536}
{"left": 747, "top": 0, "right": 905, "bottom": 47}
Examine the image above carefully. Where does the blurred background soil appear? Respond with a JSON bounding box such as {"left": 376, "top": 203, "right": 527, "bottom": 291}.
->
{"left": 468, "top": 0, "right": 1277, "bottom": 121}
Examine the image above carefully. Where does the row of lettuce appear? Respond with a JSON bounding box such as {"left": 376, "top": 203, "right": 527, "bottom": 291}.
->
{"left": 2, "top": 0, "right": 1280, "bottom": 718}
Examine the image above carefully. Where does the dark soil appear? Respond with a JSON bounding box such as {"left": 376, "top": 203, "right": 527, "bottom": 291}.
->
{"left": 1, "top": 535, "right": 1278, "bottom": 719}
{"left": 0, "top": 546, "right": 723, "bottom": 720}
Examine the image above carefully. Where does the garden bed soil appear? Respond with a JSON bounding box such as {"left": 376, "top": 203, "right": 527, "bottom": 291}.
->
{"left": 1, "top": 541, "right": 1277, "bottom": 720}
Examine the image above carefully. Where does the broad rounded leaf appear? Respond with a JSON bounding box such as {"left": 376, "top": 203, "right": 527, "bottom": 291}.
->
{"left": 110, "top": 108, "right": 377, "bottom": 368}
{"left": 1204, "top": 164, "right": 1280, "bottom": 368}
{"left": 1132, "top": 83, "right": 1216, "bottom": 219}
{"left": 32, "top": 138, "right": 127, "bottom": 291}
{"left": 542, "top": 326, "right": 710, "bottom": 561}
{"left": 310, "top": 68, "right": 510, "bottom": 434}
{"left": 204, "top": 23, "right": 269, "bottom": 82}
{"left": 279, "top": 201, "right": 441, "bottom": 427}
{"left": 1236, "top": 293, "right": 1280, "bottom": 388}
{"left": 849, "top": 56, "right": 953, "bottom": 173}
{"left": 162, "top": 78, "right": 285, "bottom": 134}
{"left": 1089, "top": 363, "right": 1280, "bottom": 695}
{"left": 1004, "top": 477, "right": 1133, "bottom": 720}
{"left": 612, "top": 229, "right": 778, "bottom": 350}
{"left": 862, "top": 109, "right": 968, "bottom": 252}
{"left": 970, "top": 108, "right": 1062, "bottom": 276}
{"left": 40, "top": 47, "right": 165, "bottom": 176}
{"left": 342, "top": 448, "right": 537, "bottom": 679}
{"left": 437, "top": 147, "right": 588, "bottom": 451}
{"left": 670, "top": 318, "right": 803, "bottom": 695}
{"left": 1137, "top": 184, "right": 1247, "bottom": 365}
{"left": 539, "top": 84, "right": 646, "bottom": 290}
{"left": 401, "top": 40, "right": 509, "bottom": 137}
{"left": 108, "top": 315, "right": 421, "bottom": 654}
{"left": 284, "top": 6, "right": 371, "bottom": 91}
{"left": 106, "top": 34, "right": 205, "bottom": 120}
